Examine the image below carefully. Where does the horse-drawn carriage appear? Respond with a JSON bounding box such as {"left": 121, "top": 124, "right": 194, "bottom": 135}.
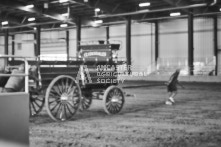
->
{"left": 2, "top": 41, "right": 125, "bottom": 121}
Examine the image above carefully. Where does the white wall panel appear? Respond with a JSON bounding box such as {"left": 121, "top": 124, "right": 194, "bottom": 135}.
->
{"left": 218, "top": 16, "right": 221, "bottom": 49}
{"left": 109, "top": 25, "right": 126, "bottom": 58}
{"left": 131, "top": 23, "right": 153, "bottom": 35}
{"left": 0, "top": 37, "right": 4, "bottom": 66}
{"left": 131, "top": 35, "right": 151, "bottom": 72}
{"left": 14, "top": 34, "right": 35, "bottom": 57}
{"left": 0, "top": 36, "right": 4, "bottom": 54}
{"left": 69, "top": 29, "right": 76, "bottom": 57}
{"left": 159, "top": 18, "right": 187, "bottom": 33}
{"left": 159, "top": 33, "right": 188, "bottom": 59}
{"left": 131, "top": 23, "right": 154, "bottom": 72}
{"left": 109, "top": 23, "right": 154, "bottom": 72}
{"left": 81, "top": 27, "right": 106, "bottom": 41}
{"left": 217, "top": 16, "right": 221, "bottom": 74}
{"left": 110, "top": 25, "right": 126, "bottom": 37}
{"left": 159, "top": 18, "right": 188, "bottom": 61}
{"left": 194, "top": 17, "right": 213, "bottom": 61}
{"left": 41, "top": 31, "right": 66, "bottom": 55}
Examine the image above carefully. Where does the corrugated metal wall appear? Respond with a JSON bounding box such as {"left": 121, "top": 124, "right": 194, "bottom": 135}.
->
{"left": 82, "top": 27, "right": 106, "bottom": 41}
{"left": 0, "top": 16, "right": 219, "bottom": 75}
{"left": 41, "top": 31, "right": 66, "bottom": 55}
{"left": 158, "top": 18, "right": 188, "bottom": 67}
{"left": 0, "top": 36, "right": 5, "bottom": 66}
{"left": 194, "top": 17, "right": 214, "bottom": 61}
{"left": 0, "top": 36, "right": 4, "bottom": 55}
{"left": 217, "top": 16, "right": 221, "bottom": 75}
{"left": 14, "top": 34, "right": 35, "bottom": 57}
{"left": 109, "top": 23, "right": 154, "bottom": 72}
{"left": 109, "top": 24, "right": 126, "bottom": 58}
{"left": 69, "top": 29, "right": 76, "bottom": 57}
{"left": 131, "top": 23, "right": 154, "bottom": 72}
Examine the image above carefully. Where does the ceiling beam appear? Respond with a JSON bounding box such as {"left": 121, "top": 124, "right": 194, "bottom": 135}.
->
{"left": 97, "top": 3, "right": 208, "bottom": 18}
{"left": 162, "top": 0, "right": 189, "bottom": 6}
{"left": 0, "top": 0, "right": 75, "bottom": 25}
{"left": 71, "top": 0, "right": 126, "bottom": 14}
{"left": 162, "top": 0, "right": 191, "bottom": 13}
{"left": 0, "top": 12, "right": 34, "bottom": 29}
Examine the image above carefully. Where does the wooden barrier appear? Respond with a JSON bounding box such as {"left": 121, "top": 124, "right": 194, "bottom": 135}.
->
{"left": 0, "top": 93, "right": 29, "bottom": 147}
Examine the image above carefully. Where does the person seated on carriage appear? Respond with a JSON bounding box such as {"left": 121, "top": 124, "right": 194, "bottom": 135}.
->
{"left": 29, "top": 65, "right": 38, "bottom": 81}
{"left": 165, "top": 69, "right": 184, "bottom": 105}
{"left": 3, "top": 64, "right": 25, "bottom": 92}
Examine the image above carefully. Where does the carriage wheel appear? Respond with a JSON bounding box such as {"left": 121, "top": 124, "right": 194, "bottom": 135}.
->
{"left": 29, "top": 89, "right": 45, "bottom": 116}
{"left": 80, "top": 91, "right": 92, "bottom": 111}
{"left": 103, "top": 86, "right": 125, "bottom": 114}
{"left": 45, "top": 75, "right": 81, "bottom": 121}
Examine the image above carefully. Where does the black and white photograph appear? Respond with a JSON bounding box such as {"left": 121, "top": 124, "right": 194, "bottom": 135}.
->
{"left": 0, "top": 0, "right": 221, "bottom": 147}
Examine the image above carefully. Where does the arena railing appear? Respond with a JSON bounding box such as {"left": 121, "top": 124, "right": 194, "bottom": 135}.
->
{"left": 0, "top": 55, "right": 32, "bottom": 93}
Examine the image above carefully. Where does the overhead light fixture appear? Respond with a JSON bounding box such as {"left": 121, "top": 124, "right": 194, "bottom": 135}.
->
{"left": 2, "top": 21, "right": 8, "bottom": 25}
{"left": 170, "top": 12, "right": 181, "bottom": 16}
{"left": 61, "top": 13, "right": 69, "bottom": 17}
{"left": 44, "top": 3, "right": 49, "bottom": 9}
{"left": 26, "top": 4, "right": 34, "bottom": 8}
{"left": 60, "top": 24, "right": 68, "bottom": 27}
{"left": 28, "top": 17, "right": 36, "bottom": 21}
{"left": 59, "top": 0, "right": 69, "bottom": 3}
{"left": 33, "top": 27, "right": 37, "bottom": 30}
{"left": 139, "top": 2, "right": 150, "bottom": 7}
{"left": 220, "top": 8, "right": 221, "bottom": 11}
{"left": 94, "top": 20, "right": 103, "bottom": 24}
{"left": 95, "top": 8, "right": 100, "bottom": 12}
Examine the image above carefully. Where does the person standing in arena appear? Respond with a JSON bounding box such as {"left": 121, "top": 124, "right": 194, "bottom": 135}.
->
{"left": 165, "top": 69, "right": 184, "bottom": 105}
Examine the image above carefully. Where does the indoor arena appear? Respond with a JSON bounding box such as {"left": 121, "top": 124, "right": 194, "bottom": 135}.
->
{"left": 0, "top": 0, "right": 221, "bottom": 147}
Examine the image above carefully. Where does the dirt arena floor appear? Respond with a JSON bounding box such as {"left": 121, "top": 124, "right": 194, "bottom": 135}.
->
{"left": 30, "top": 81, "right": 221, "bottom": 147}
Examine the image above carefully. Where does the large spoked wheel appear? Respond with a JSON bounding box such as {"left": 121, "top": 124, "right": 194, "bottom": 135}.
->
{"left": 80, "top": 90, "right": 92, "bottom": 111}
{"left": 103, "top": 86, "right": 125, "bottom": 115}
{"left": 45, "top": 75, "right": 81, "bottom": 121}
{"left": 29, "top": 88, "right": 45, "bottom": 116}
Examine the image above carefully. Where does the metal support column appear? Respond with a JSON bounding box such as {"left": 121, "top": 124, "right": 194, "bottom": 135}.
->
{"left": 213, "top": 15, "right": 218, "bottom": 76}
{"left": 35, "top": 26, "right": 41, "bottom": 57}
{"left": 12, "top": 35, "right": 15, "bottom": 56}
{"left": 4, "top": 29, "right": 9, "bottom": 65}
{"left": 12, "top": 35, "right": 15, "bottom": 62}
{"left": 66, "top": 30, "right": 70, "bottom": 61}
{"left": 155, "top": 21, "right": 159, "bottom": 64}
{"left": 4, "top": 29, "right": 9, "bottom": 55}
{"left": 76, "top": 17, "right": 81, "bottom": 53}
{"left": 106, "top": 26, "right": 110, "bottom": 44}
{"left": 126, "top": 16, "right": 131, "bottom": 74}
{"left": 188, "top": 12, "right": 194, "bottom": 75}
